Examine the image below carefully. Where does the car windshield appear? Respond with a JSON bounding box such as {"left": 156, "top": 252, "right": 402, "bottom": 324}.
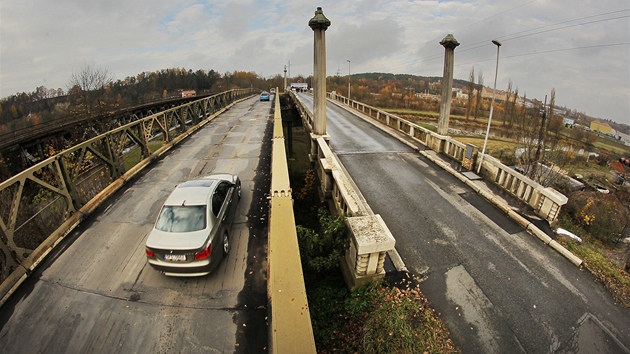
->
{"left": 155, "top": 205, "right": 207, "bottom": 232}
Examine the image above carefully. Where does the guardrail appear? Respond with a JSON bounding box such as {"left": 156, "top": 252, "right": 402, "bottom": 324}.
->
{"left": 327, "top": 92, "right": 567, "bottom": 223}
{"left": 0, "top": 88, "right": 255, "bottom": 306}
{"left": 267, "top": 92, "right": 316, "bottom": 353}
{"left": 290, "top": 91, "right": 396, "bottom": 290}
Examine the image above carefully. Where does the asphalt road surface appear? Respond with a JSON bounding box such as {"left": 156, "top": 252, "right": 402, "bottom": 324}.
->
{"left": 0, "top": 96, "right": 272, "bottom": 354}
{"left": 297, "top": 93, "right": 630, "bottom": 354}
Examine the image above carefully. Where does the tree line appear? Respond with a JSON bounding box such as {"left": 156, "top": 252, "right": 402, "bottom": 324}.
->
{"left": 0, "top": 66, "right": 280, "bottom": 135}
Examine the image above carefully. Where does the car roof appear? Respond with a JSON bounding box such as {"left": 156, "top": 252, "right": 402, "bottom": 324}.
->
{"left": 164, "top": 179, "right": 219, "bottom": 206}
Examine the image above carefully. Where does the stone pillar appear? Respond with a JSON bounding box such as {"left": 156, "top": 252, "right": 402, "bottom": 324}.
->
{"left": 309, "top": 7, "right": 331, "bottom": 136}
{"left": 437, "top": 34, "right": 459, "bottom": 136}
{"left": 341, "top": 215, "right": 396, "bottom": 291}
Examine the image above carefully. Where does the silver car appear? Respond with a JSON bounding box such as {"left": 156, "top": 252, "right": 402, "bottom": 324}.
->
{"left": 145, "top": 174, "right": 241, "bottom": 276}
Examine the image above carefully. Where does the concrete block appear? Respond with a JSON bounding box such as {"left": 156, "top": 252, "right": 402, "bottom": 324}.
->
{"left": 346, "top": 215, "right": 396, "bottom": 255}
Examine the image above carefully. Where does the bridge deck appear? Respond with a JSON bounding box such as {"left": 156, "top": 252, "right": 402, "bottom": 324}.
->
{"left": 0, "top": 96, "right": 271, "bottom": 353}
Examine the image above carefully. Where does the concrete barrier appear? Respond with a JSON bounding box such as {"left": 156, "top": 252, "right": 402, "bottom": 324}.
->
{"left": 267, "top": 92, "right": 317, "bottom": 354}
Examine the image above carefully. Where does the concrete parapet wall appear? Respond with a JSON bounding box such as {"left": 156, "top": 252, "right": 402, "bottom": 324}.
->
{"left": 268, "top": 92, "right": 317, "bottom": 353}
{"left": 478, "top": 155, "right": 567, "bottom": 222}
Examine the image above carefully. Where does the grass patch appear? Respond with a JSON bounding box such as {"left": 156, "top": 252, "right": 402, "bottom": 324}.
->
{"left": 122, "top": 141, "right": 163, "bottom": 170}
{"left": 307, "top": 272, "right": 459, "bottom": 354}
{"left": 347, "top": 277, "right": 458, "bottom": 354}
{"left": 556, "top": 227, "right": 630, "bottom": 308}
{"left": 593, "top": 137, "right": 630, "bottom": 155}
{"left": 384, "top": 108, "right": 440, "bottom": 118}
{"left": 452, "top": 136, "right": 519, "bottom": 161}
{"left": 418, "top": 122, "right": 438, "bottom": 133}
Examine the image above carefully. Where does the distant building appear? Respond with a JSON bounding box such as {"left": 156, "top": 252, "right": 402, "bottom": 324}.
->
{"left": 453, "top": 88, "right": 468, "bottom": 100}
{"left": 617, "top": 131, "right": 630, "bottom": 146}
{"left": 181, "top": 90, "right": 196, "bottom": 98}
{"left": 290, "top": 82, "right": 309, "bottom": 92}
{"left": 563, "top": 117, "right": 575, "bottom": 127}
{"left": 590, "top": 120, "right": 612, "bottom": 135}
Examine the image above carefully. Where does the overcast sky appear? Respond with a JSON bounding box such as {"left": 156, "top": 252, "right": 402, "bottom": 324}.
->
{"left": 1, "top": 0, "right": 628, "bottom": 125}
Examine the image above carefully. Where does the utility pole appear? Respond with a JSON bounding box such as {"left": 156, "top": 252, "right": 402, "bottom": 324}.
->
{"left": 477, "top": 39, "right": 502, "bottom": 174}
{"left": 347, "top": 60, "right": 351, "bottom": 99}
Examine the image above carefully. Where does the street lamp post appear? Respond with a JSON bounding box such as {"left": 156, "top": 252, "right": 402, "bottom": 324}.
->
{"left": 477, "top": 39, "right": 502, "bottom": 174}
{"left": 347, "top": 59, "right": 351, "bottom": 99}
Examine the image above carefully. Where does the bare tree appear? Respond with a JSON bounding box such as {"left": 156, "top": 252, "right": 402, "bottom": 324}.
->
{"left": 503, "top": 80, "right": 513, "bottom": 127}
{"left": 68, "top": 63, "right": 114, "bottom": 117}
{"left": 515, "top": 93, "right": 539, "bottom": 175}
{"left": 530, "top": 95, "right": 548, "bottom": 179}
{"left": 509, "top": 87, "right": 519, "bottom": 127}
{"left": 465, "top": 67, "right": 475, "bottom": 122}
{"left": 516, "top": 88, "right": 576, "bottom": 188}
{"left": 473, "top": 72, "right": 484, "bottom": 120}
{"left": 546, "top": 89, "right": 562, "bottom": 151}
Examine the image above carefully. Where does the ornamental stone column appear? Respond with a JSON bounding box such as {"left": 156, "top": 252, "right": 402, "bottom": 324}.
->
{"left": 437, "top": 34, "right": 459, "bottom": 136}
{"left": 309, "top": 7, "right": 331, "bottom": 136}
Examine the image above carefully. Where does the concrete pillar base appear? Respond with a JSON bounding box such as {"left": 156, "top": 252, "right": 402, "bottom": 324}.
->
{"left": 340, "top": 215, "right": 395, "bottom": 291}
{"left": 340, "top": 256, "right": 385, "bottom": 292}
{"left": 308, "top": 133, "right": 330, "bottom": 163}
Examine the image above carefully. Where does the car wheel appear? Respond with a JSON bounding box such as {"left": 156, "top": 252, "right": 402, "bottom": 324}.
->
{"left": 222, "top": 232, "right": 229, "bottom": 256}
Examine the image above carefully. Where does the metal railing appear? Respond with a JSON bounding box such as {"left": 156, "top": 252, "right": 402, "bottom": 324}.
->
{"left": 0, "top": 94, "right": 215, "bottom": 152}
{"left": 0, "top": 88, "right": 255, "bottom": 305}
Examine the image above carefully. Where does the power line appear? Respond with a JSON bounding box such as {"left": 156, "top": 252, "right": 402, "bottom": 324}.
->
{"left": 422, "top": 0, "right": 539, "bottom": 52}
{"left": 386, "top": 9, "right": 630, "bottom": 73}
{"left": 411, "top": 42, "right": 630, "bottom": 76}
{"left": 501, "top": 15, "right": 630, "bottom": 43}
{"left": 390, "top": 0, "right": 540, "bottom": 63}
{"left": 498, "top": 9, "right": 629, "bottom": 42}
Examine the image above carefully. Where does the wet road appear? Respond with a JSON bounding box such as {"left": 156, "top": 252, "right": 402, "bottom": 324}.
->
{"left": 0, "top": 96, "right": 272, "bottom": 353}
{"left": 297, "top": 93, "right": 630, "bottom": 354}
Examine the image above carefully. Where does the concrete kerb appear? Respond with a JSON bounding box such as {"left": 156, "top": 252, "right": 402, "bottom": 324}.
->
{"left": 327, "top": 96, "right": 583, "bottom": 268}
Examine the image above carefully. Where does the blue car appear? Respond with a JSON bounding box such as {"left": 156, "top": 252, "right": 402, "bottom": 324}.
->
{"left": 260, "top": 91, "right": 270, "bottom": 101}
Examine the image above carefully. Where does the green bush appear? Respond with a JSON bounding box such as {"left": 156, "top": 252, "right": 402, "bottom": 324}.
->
{"left": 563, "top": 191, "right": 628, "bottom": 244}
{"left": 297, "top": 208, "right": 347, "bottom": 274}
